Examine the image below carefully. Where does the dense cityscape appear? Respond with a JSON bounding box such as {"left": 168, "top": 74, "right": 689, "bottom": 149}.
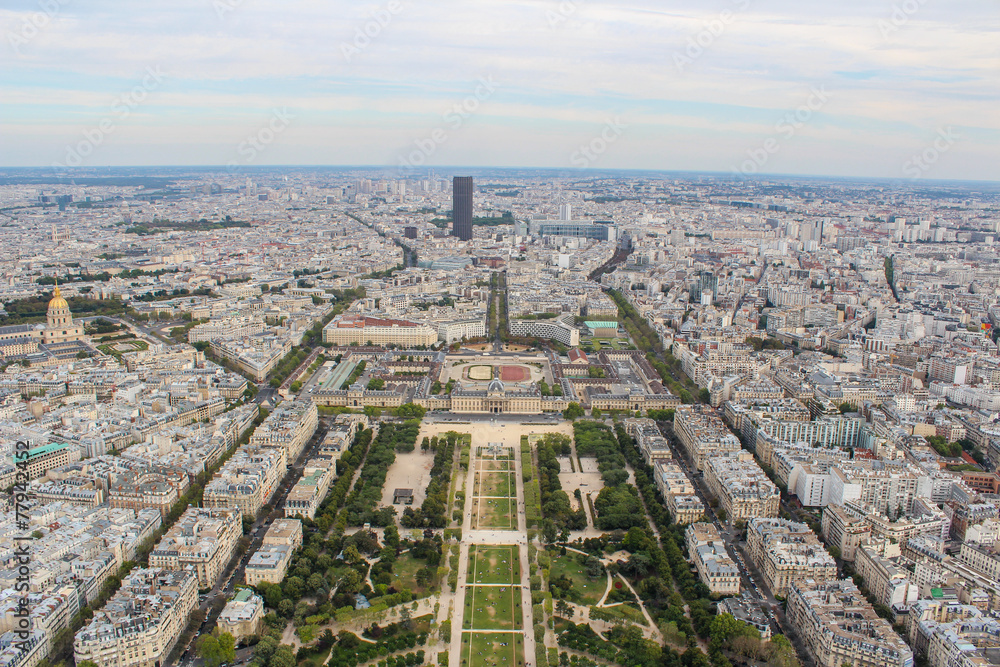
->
{"left": 0, "top": 167, "right": 998, "bottom": 667}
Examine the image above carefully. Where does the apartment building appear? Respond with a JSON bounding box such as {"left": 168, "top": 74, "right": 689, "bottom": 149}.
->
{"left": 906, "top": 599, "right": 983, "bottom": 657}
{"left": 652, "top": 459, "right": 705, "bottom": 525}
{"left": 821, "top": 504, "right": 872, "bottom": 562}
{"left": 674, "top": 405, "right": 742, "bottom": 470}
{"left": 244, "top": 544, "right": 294, "bottom": 587}
{"left": 625, "top": 418, "right": 672, "bottom": 464}
{"left": 508, "top": 314, "right": 580, "bottom": 346}
{"left": 855, "top": 542, "right": 919, "bottom": 611}
{"left": 108, "top": 466, "right": 189, "bottom": 517}
{"left": 20, "top": 443, "right": 71, "bottom": 481}
{"left": 284, "top": 458, "right": 335, "bottom": 519}
{"left": 148, "top": 507, "right": 241, "bottom": 589}
{"left": 249, "top": 398, "right": 318, "bottom": 461}
{"left": 828, "top": 460, "right": 924, "bottom": 516}
{"left": 787, "top": 579, "right": 913, "bottom": 667}
{"left": 705, "top": 452, "right": 779, "bottom": 522}
{"left": 747, "top": 518, "right": 837, "bottom": 598}
{"left": 203, "top": 445, "right": 286, "bottom": 518}
{"left": 926, "top": 616, "right": 1000, "bottom": 667}
{"left": 685, "top": 522, "right": 740, "bottom": 595}
{"left": 74, "top": 568, "right": 197, "bottom": 667}
{"left": 322, "top": 315, "right": 438, "bottom": 347}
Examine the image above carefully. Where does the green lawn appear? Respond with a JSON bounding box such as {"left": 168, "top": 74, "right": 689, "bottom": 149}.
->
{"left": 463, "top": 586, "right": 521, "bottom": 630}
{"left": 391, "top": 552, "right": 436, "bottom": 596}
{"left": 467, "top": 546, "right": 520, "bottom": 585}
{"left": 477, "top": 471, "right": 515, "bottom": 498}
{"left": 480, "top": 459, "right": 513, "bottom": 472}
{"left": 549, "top": 554, "right": 608, "bottom": 606}
{"left": 474, "top": 497, "right": 515, "bottom": 530}
{"left": 460, "top": 633, "right": 525, "bottom": 667}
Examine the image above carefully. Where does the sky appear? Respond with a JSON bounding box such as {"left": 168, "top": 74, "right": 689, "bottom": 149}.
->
{"left": 1, "top": 0, "right": 999, "bottom": 180}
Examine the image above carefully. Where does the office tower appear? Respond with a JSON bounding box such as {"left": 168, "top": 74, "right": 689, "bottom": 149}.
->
{"left": 452, "top": 176, "right": 473, "bottom": 241}
{"left": 559, "top": 203, "right": 572, "bottom": 221}
{"left": 404, "top": 226, "right": 417, "bottom": 239}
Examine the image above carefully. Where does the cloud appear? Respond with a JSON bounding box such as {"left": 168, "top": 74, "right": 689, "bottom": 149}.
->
{"left": 1, "top": 0, "right": 998, "bottom": 179}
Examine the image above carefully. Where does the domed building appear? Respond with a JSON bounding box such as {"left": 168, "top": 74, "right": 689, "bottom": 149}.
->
{"left": 41, "top": 286, "right": 85, "bottom": 345}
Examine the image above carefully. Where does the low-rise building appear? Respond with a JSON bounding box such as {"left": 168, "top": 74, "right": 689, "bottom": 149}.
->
{"left": 216, "top": 589, "right": 265, "bottom": 643}
{"left": 685, "top": 522, "right": 740, "bottom": 595}
{"left": 244, "top": 544, "right": 293, "bottom": 587}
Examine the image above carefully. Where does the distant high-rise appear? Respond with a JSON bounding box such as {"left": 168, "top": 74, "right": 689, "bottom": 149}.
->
{"left": 559, "top": 203, "right": 572, "bottom": 221}
{"left": 452, "top": 176, "right": 473, "bottom": 241}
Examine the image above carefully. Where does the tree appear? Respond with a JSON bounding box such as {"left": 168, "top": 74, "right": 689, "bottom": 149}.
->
{"left": 395, "top": 402, "right": 426, "bottom": 419}
{"left": 591, "top": 407, "right": 603, "bottom": 419}
{"left": 199, "top": 635, "right": 223, "bottom": 667}
{"left": 563, "top": 402, "right": 584, "bottom": 420}
{"left": 340, "top": 568, "right": 363, "bottom": 594}
{"left": 269, "top": 646, "right": 296, "bottom": 667}
{"left": 716, "top": 508, "right": 728, "bottom": 522}
{"left": 698, "top": 388, "right": 711, "bottom": 404}
{"left": 217, "top": 632, "right": 236, "bottom": 665}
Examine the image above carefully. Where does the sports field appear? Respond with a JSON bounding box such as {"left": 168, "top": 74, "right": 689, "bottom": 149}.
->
{"left": 467, "top": 545, "right": 521, "bottom": 584}
{"left": 460, "top": 632, "right": 524, "bottom": 667}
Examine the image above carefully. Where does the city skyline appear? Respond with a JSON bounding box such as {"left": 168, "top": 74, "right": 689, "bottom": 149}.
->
{"left": 2, "top": 0, "right": 998, "bottom": 181}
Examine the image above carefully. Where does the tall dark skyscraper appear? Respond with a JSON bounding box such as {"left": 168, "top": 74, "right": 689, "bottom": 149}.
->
{"left": 452, "top": 176, "right": 473, "bottom": 241}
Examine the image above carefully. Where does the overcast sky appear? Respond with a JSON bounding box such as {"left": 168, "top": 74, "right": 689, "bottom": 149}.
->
{"left": 2, "top": 0, "right": 998, "bottom": 180}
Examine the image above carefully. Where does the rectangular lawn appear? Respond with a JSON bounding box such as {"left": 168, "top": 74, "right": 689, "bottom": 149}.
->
{"left": 474, "top": 497, "right": 515, "bottom": 530}
{"left": 462, "top": 585, "right": 521, "bottom": 630}
{"left": 477, "top": 471, "right": 515, "bottom": 498}
{"left": 467, "top": 546, "right": 520, "bottom": 585}
{"left": 460, "top": 632, "right": 524, "bottom": 667}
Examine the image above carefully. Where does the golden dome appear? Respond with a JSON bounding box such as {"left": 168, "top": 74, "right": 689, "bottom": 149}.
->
{"left": 48, "top": 285, "right": 68, "bottom": 310}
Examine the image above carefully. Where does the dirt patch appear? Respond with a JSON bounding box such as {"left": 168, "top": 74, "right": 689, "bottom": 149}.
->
{"left": 499, "top": 365, "right": 528, "bottom": 382}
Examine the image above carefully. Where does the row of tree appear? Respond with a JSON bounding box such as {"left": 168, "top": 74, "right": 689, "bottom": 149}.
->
{"left": 345, "top": 421, "right": 421, "bottom": 526}
{"left": 536, "top": 433, "right": 587, "bottom": 535}
{"left": 400, "top": 432, "right": 460, "bottom": 528}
